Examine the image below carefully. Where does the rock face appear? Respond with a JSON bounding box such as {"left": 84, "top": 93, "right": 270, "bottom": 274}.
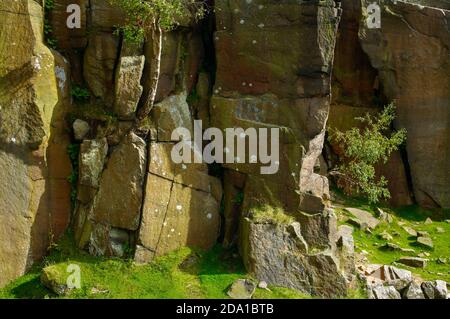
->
{"left": 212, "top": 0, "right": 349, "bottom": 297}
{"left": 241, "top": 219, "right": 347, "bottom": 298}
{"left": 135, "top": 143, "right": 222, "bottom": 263}
{"left": 328, "top": 0, "right": 413, "bottom": 208}
{"left": 0, "top": 0, "right": 71, "bottom": 287}
{"left": 2, "top": 0, "right": 448, "bottom": 299}
{"left": 70, "top": 0, "right": 222, "bottom": 262}
{"left": 359, "top": 0, "right": 450, "bottom": 209}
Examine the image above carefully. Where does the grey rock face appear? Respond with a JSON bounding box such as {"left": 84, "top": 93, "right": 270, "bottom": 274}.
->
{"left": 240, "top": 219, "right": 347, "bottom": 298}
{"left": 402, "top": 281, "right": 425, "bottom": 299}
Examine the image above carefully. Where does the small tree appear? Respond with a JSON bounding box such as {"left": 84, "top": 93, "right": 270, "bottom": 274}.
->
{"left": 109, "top": 0, "right": 205, "bottom": 123}
{"left": 329, "top": 103, "right": 407, "bottom": 203}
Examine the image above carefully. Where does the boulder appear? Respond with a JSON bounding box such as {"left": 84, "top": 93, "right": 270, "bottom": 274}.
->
{"left": 379, "top": 231, "right": 393, "bottom": 241}
{"left": 377, "top": 208, "right": 394, "bottom": 224}
{"left": 152, "top": 92, "right": 193, "bottom": 142}
{"left": 73, "top": 119, "right": 90, "bottom": 141}
{"left": 403, "top": 226, "right": 418, "bottom": 237}
{"left": 336, "top": 225, "right": 356, "bottom": 278}
{"left": 41, "top": 265, "right": 70, "bottom": 296}
{"left": 416, "top": 236, "right": 434, "bottom": 249}
{"left": 421, "top": 280, "right": 448, "bottom": 299}
{"left": 227, "top": 279, "right": 256, "bottom": 299}
{"left": 345, "top": 207, "right": 380, "bottom": 230}
{"left": 403, "top": 281, "right": 425, "bottom": 299}
{"left": 83, "top": 33, "right": 119, "bottom": 104}
{"left": 369, "top": 284, "right": 401, "bottom": 299}
{"left": 397, "top": 257, "right": 428, "bottom": 268}
{"left": 240, "top": 218, "right": 348, "bottom": 298}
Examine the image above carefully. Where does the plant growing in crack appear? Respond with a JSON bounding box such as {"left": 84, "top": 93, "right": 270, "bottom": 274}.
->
{"left": 109, "top": 0, "right": 206, "bottom": 124}
{"left": 328, "top": 103, "right": 407, "bottom": 204}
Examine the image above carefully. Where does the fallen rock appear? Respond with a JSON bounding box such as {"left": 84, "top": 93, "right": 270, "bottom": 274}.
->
{"left": 241, "top": 218, "right": 348, "bottom": 298}
{"left": 436, "top": 227, "right": 445, "bottom": 234}
{"left": 402, "top": 226, "right": 418, "bottom": 237}
{"left": 41, "top": 265, "right": 70, "bottom": 296}
{"left": 402, "top": 281, "right": 425, "bottom": 299}
{"left": 227, "top": 279, "right": 256, "bottom": 299}
{"left": 381, "top": 243, "right": 414, "bottom": 253}
{"left": 379, "top": 231, "right": 393, "bottom": 241}
{"left": 73, "top": 119, "right": 90, "bottom": 141}
{"left": 258, "top": 281, "right": 268, "bottom": 289}
{"left": 369, "top": 284, "right": 401, "bottom": 299}
{"left": 377, "top": 208, "right": 394, "bottom": 223}
{"left": 345, "top": 207, "right": 380, "bottom": 230}
{"left": 397, "top": 257, "right": 427, "bottom": 268}
{"left": 417, "top": 231, "right": 429, "bottom": 237}
{"left": 424, "top": 218, "right": 433, "bottom": 225}
{"left": 418, "top": 252, "right": 430, "bottom": 258}
{"left": 416, "top": 236, "right": 433, "bottom": 249}
{"left": 437, "top": 257, "right": 447, "bottom": 264}
{"left": 421, "top": 280, "right": 448, "bottom": 299}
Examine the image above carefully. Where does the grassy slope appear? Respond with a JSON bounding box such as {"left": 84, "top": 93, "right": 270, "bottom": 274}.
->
{"left": 0, "top": 236, "right": 309, "bottom": 299}
{"left": 2, "top": 193, "right": 447, "bottom": 299}
{"left": 334, "top": 190, "right": 450, "bottom": 283}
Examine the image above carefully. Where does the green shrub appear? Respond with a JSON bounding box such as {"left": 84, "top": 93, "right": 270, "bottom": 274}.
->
{"left": 110, "top": 0, "right": 206, "bottom": 43}
{"left": 329, "top": 103, "right": 407, "bottom": 203}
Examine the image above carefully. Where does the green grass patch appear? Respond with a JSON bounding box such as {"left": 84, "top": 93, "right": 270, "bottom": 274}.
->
{"left": 333, "top": 190, "right": 450, "bottom": 284}
{"left": 0, "top": 235, "right": 311, "bottom": 299}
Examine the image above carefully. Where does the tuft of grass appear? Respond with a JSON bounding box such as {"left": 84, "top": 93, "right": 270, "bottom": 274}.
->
{"left": 252, "top": 205, "right": 295, "bottom": 225}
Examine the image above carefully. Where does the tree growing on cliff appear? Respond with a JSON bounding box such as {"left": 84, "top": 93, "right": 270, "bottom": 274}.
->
{"left": 329, "top": 103, "right": 407, "bottom": 203}
{"left": 109, "top": 0, "right": 205, "bottom": 123}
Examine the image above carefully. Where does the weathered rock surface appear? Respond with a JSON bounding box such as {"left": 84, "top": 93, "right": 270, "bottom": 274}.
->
{"left": 227, "top": 279, "right": 256, "bottom": 299}
{"left": 77, "top": 138, "right": 108, "bottom": 203}
{"left": 398, "top": 257, "right": 428, "bottom": 268}
{"left": 212, "top": 0, "right": 349, "bottom": 297}
{"left": 403, "top": 281, "right": 425, "bottom": 299}
{"left": 0, "top": 0, "right": 71, "bottom": 287}
{"left": 369, "top": 284, "right": 402, "bottom": 299}
{"left": 422, "top": 280, "right": 448, "bottom": 299}
{"left": 135, "top": 142, "right": 222, "bottom": 262}
{"left": 359, "top": 0, "right": 450, "bottom": 209}
{"left": 240, "top": 219, "right": 347, "bottom": 298}
{"left": 73, "top": 119, "right": 90, "bottom": 141}
{"left": 114, "top": 55, "right": 145, "bottom": 120}
{"left": 83, "top": 33, "right": 119, "bottom": 103}
{"left": 345, "top": 207, "right": 380, "bottom": 230}
{"left": 92, "top": 133, "right": 147, "bottom": 231}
